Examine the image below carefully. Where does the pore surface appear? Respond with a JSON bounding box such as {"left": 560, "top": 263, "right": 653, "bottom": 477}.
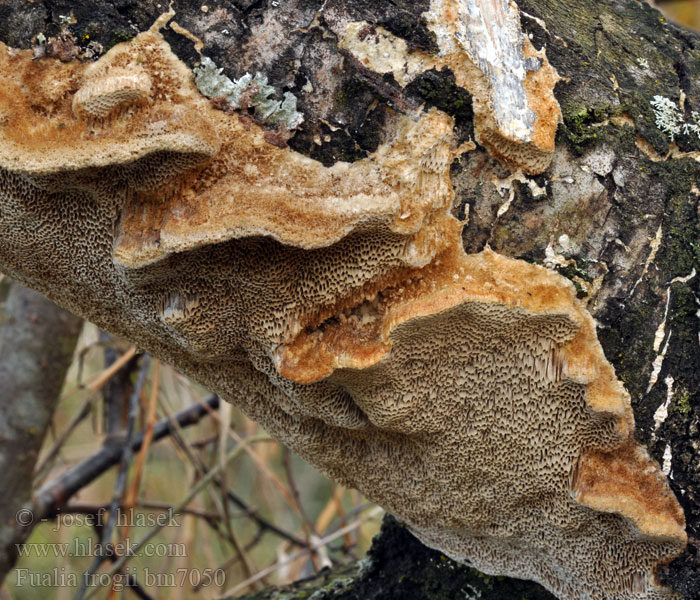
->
{"left": 0, "top": 13, "right": 686, "bottom": 600}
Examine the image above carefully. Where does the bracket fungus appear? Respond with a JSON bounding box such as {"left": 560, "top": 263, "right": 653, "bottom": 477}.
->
{"left": 0, "top": 4, "right": 687, "bottom": 600}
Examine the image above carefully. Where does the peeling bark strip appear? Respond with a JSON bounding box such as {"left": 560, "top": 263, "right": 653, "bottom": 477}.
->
{"left": 338, "top": 0, "right": 561, "bottom": 173}
{"left": 0, "top": 0, "right": 699, "bottom": 598}
{"left": 424, "top": 0, "right": 561, "bottom": 172}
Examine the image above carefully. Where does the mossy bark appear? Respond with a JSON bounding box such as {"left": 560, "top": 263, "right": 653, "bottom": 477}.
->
{"left": 0, "top": 0, "right": 698, "bottom": 597}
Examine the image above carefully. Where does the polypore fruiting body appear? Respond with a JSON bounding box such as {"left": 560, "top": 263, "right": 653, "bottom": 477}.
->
{"left": 72, "top": 66, "right": 151, "bottom": 121}
{"left": 0, "top": 11, "right": 686, "bottom": 600}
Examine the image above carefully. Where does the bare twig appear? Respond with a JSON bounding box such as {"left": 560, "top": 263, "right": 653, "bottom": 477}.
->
{"left": 218, "top": 401, "right": 258, "bottom": 585}
{"left": 283, "top": 447, "right": 318, "bottom": 537}
{"left": 124, "top": 359, "right": 161, "bottom": 511}
{"left": 76, "top": 355, "right": 151, "bottom": 600}
{"left": 192, "top": 527, "right": 268, "bottom": 592}
{"left": 155, "top": 395, "right": 250, "bottom": 558}
{"left": 64, "top": 501, "right": 224, "bottom": 521}
{"left": 282, "top": 446, "right": 322, "bottom": 577}
{"left": 227, "top": 428, "right": 303, "bottom": 521}
{"left": 81, "top": 434, "right": 273, "bottom": 600}
{"left": 159, "top": 397, "right": 308, "bottom": 549}
{"left": 34, "top": 344, "right": 140, "bottom": 483}
{"left": 33, "top": 396, "right": 93, "bottom": 482}
{"left": 218, "top": 506, "right": 384, "bottom": 598}
{"left": 33, "top": 395, "right": 221, "bottom": 520}
{"left": 86, "top": 346, "right": 138, "bottom": 394}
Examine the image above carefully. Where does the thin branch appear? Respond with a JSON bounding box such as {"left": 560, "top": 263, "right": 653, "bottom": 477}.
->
{"left": 64, "top": 501, "right": 224, "bottom": 521}
{"left": 217, "top": 401, "right": 258, "bottom": 585}
{"left": 34, "top": 344, "right": 140, "bottom": 482}
{"left": 191, "top": 434, "right": 219, "bottom": 449}
{"left": 77, "top": 354, "right": 150, "bottom": 600}
{"left": 283, "top": 447, "right": 318, "bottom": 536}
{"left": 155, "top": 395, "right": 248, "bottom": 557}
{"left": 218, "top": 506, "right": 384, "bottom": 599}
{"left": 192, "top": 527, "right": 267, "bottom": 593}
{"left": 227, "top": 428, "right": 304, "bottom": 522}
{"left": 124, "top": 359, "right": 161, "bottom": 511}
{"left": 81, "top": 434, "right": 273, "bottom": 600}
{"left": 120, "top": 575, "right": 155, "bottom": 600}
{"left": 33, "top": 395, "right": 220, "bottom": 520}
{"left": 33, "top": 396, "right": 93, "bottom": 482}
{"left": 159, "top": 397, "right": 308, "bottom": 549}
{"left": 85, "top": 346, "right": 138, "bottom": 394}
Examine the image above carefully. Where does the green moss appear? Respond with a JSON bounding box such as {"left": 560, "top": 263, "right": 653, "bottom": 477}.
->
{"left": 112, "top": 29, "right": 134, "bottom": 43}
{"left": 599, "top": 294, "right": 659, "bottom": 406}
{"left": 236, "top": 564, "right": 361, "bottom": 600}
{"left": 559, "top": 105, "right": 609, "bottom": 155}
{"left": 654, "top": 172, "right": 700, "bottom": 280}
{"left": 554, "top": 262, "right": 593, "bottom": 298}
{"left": 308, "top": 578, "right": 355, "bottom": 600}
{"left": 490, "top": 225, "right": 511, "bottom": 249}
{"left": 674, "top": 388, "right": 692, "bottom": 415}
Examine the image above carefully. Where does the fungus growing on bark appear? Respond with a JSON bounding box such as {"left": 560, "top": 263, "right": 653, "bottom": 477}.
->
{"left": 338, "top": 0, "right": 561, "bottom": 174}
{"left": 0, "top": 8, "right": 686, "bottom": 600}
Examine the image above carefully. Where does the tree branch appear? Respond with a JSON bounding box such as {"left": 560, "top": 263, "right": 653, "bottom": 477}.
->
{"left": 0, "top": 280, "right": 82, "bottom": 583}
{"left": 33, "top": 394, "right": 221, "bottom": 520}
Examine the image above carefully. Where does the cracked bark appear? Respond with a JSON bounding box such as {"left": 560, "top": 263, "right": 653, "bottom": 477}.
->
{"left": 0, "top": 0, "right": 698, "bottom": 598}
{"left": 0, "top": 279, "right": 83, "bottom": 582}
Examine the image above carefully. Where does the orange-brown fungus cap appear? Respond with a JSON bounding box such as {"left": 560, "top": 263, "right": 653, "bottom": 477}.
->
{"left": 0, "top": 11, "right": 685, "bottom": 600}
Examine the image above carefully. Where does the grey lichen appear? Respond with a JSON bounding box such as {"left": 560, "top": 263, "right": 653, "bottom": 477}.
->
{"left": 650, "top": 95, "right": 700, "bottom": 142}
{"left": 194, "top": 56, "right": 303, "bottom": 129}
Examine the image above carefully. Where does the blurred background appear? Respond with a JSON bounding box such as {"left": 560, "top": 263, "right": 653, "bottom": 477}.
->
{"left": 0, "top": 282, "right": 381, "bottom": 600}
{"left": 656, "top": 0, "right": 700, "bottom": 30}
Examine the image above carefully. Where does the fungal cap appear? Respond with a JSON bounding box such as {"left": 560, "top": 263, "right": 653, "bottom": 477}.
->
{"left": 72, "top": 66, "right": 152, "bottom": 120}
{"left": 0, "top": 18, "right": 686, "bottom": 600}
{"left": 113, "top": 107, "right": 463, "bottom": 268}
{"left": 0, "top": 24, "right": 220, "bottom": 177}
{"left": 575, "top": 444, "right": 687, "bottom": 541}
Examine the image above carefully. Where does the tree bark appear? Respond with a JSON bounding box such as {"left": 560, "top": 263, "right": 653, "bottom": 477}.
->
{"left": 0, "top": 279, "right": 82, "bottom": 581}
{"left": 0, "top": 0, "right": 698, "bottom": 598}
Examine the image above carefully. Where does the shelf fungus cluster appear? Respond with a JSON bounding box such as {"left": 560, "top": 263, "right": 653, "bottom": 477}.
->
{"left": 0, "top": 5, "right": 686, "bottom": 600}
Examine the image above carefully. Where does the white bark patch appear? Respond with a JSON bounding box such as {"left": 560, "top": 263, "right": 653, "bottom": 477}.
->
{"left": 341, "top": 0, "right": 561, "bottom": 174}
{"left": 544, "top": 241, "right": 569, "bottom": 269}
{"left": 653, "top": 375, "right": 674, "bottom": 438}
{"left": 339, "top": 23, "right": 426, "bottom": 87}
{"left": 581, "top": 145, "right": 615, "bottom": 176}
{"left": 646, "top": 270, "right": 695, "bottom": 393}
{"left": 450, "top": 0, "right": 536, "bottom": 142}
{"left": 647, "top": 290, "right": 671, "bottom": 393}
{"left": 492, "top": 171, "right": 545, "bottom": 217}
{"left": 631, "top": 224, "right": 662, "bottom": 295}
{"left": 668, "top": 268, "right": 696, "bottom": 285}
{"left": 662, "top": 444, "right": 673, "bottom": 477}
